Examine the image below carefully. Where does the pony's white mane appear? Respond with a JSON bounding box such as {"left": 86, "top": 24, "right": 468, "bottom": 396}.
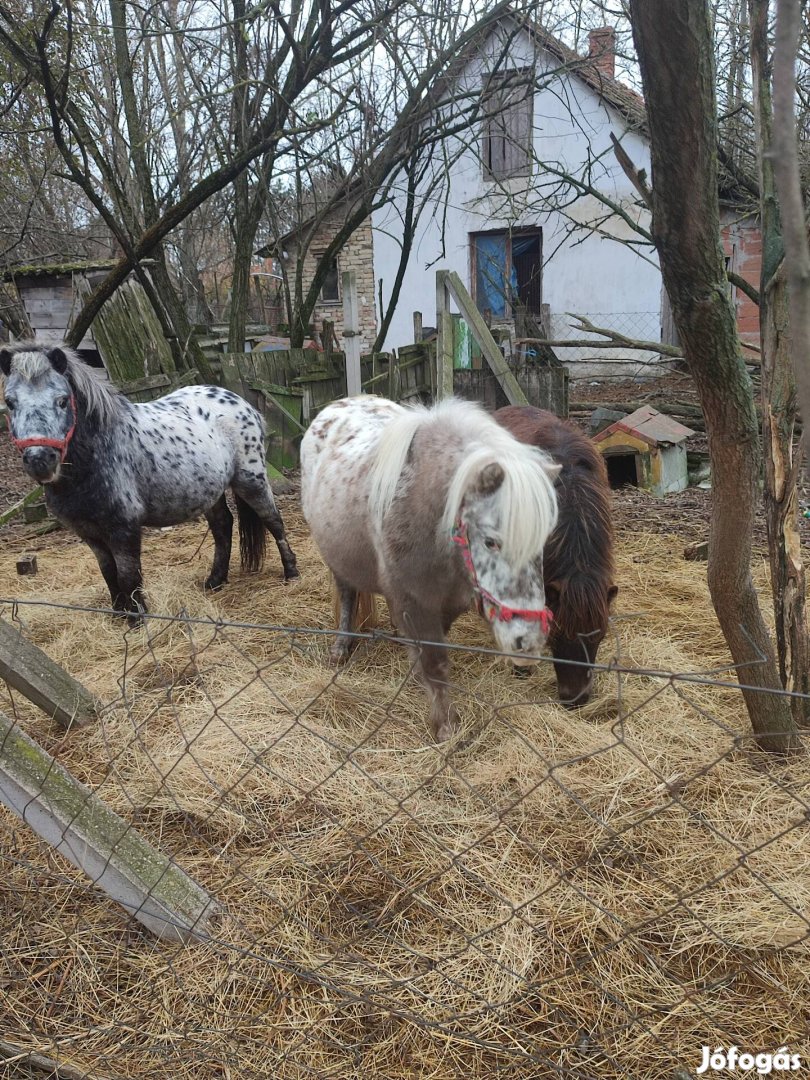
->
{"left": 6, "top": 343, "right": 122, "bottom": 428}
{"left": 368, "top": 397, "right": 559, "bottom": 566}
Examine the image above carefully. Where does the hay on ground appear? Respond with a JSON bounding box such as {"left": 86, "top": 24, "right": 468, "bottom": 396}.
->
{"left": 0, "top": 500, "right": 808, "bottom": 1079}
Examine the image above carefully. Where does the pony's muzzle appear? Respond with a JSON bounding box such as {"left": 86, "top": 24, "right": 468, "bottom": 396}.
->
{"left": 22, "top": 445, "right": 61, "bottom": 482}
{"left": 558, "top": 669, "right": 594, "bottom": 708}
{"left": 493, "top": 622, "right": 548, "bottom": 663}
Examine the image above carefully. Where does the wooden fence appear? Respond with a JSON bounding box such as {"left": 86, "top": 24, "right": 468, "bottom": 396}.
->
{"left": 453, "top": 364, "right": 569, "bottom": 415}
{"left": 112, "top": 338, "right": 565, "bottom": 478}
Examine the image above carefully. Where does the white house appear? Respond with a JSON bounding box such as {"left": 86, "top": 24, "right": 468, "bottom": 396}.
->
{"left": 266, "top": 14, "right": 761, "bottom": 371}
{"left": 370, "top": 16, "right": 664, "bottom": 371}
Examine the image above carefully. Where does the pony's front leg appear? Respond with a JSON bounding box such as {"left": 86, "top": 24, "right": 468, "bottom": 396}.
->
{"left": 85, "top": 538, "right": 124, "bottom": 613}
{"left": 419, "top": 642, "right": 458, "bottom": 743}
{"left": 330, "top": 577, "right": 360, "bottom": 665}
{"left": 393, "top": 603, "right": 458, "bottom": 742}
{"left": 110, "top": 530, "right": 147, "bottom": 624}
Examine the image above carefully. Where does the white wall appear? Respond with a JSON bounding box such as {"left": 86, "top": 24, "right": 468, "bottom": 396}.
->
{"left": 371, "top": 23, "right": 663, "bottom": 374}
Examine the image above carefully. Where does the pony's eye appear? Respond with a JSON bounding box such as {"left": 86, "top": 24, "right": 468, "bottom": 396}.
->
{"left": 56, "top": 396, "right": 68, "bottom": 409}
{"left": 4, "top": 398, "right": 14, "bottom": 411}
{"left": 484, "top": 537, "right": 500, "bottom": 551}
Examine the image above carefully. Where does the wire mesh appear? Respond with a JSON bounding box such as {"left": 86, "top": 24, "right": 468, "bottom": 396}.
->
{"left": 548, "top": 311, "right": 666, "bottom": 376}
{"left": 1, "top": 591, "right": 808, "bottom": 1080}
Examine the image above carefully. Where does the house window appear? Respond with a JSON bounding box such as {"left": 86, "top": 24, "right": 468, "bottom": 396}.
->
{"left": 316, "top": 253, "right": 340, "bottom": 303}
{"left": 481, "top": 69, "right": 533, "bottom": 180}
{"left": 472, "top": 229, "right": 543, "bottom": 320}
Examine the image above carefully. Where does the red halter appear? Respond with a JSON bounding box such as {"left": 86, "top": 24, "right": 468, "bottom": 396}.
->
{"left": 7, "top": 393, "right": 77, "bottom": 463}
{"left": 451, "top": 518, "right": 553, "bottom": 633}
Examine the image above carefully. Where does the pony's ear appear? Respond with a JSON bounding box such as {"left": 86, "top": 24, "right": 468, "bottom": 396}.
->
{"left": 545, "top": 462, "right": 563, "bottom": 483}
{"left": 607, "top": 584, "right": 619, "bottom": 604}
{"left": 47, "top": 347, "right": 69, "bottom": 374}
{"left": 476, "top": 462, "right": 505, "bottom": 495}
{"left": 0, "top": 349, "right": 11, "bottom": 376}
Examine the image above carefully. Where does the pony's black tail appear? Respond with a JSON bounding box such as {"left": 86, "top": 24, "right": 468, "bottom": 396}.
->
{"left": 235, "top": 495, "right": 267, "bottom": 573}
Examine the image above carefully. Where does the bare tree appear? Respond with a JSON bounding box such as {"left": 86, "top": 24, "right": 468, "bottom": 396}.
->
{"left": 748, "top": 0, "right": 810, "bottom": 725}
{"left": 629, "top": 0, "right": 798, "bottom": 752}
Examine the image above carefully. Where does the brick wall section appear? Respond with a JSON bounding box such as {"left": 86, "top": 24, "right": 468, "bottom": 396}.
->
{"left": 721, "top": 210, "right": 761, "bottom": 347}
{"left": 287, "top": 214, "right": 378, "bottom": 351}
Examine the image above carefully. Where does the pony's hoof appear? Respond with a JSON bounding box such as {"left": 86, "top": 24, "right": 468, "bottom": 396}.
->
{"left": 284, "top": 573, "right": 301, "bottom": 590}
{"left": 432, "top": 707, "right": 458, "bottom": 743}
{"left": 204, "top": 577, "right": 227, "bottom": 593}
{"left": 434, "top": 720, "right": 457, "bottom": 743}
{"left": 512, "top": 664, "right": 534, "bottom": 679}
{"left": 329, "top": 646, "right": 350, "bottom": 666}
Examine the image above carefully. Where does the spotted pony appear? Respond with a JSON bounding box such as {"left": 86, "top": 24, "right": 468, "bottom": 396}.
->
{"left": 1, "top": 343, "right": 299, "bottom": 618}
{"left": 300, "top": 395, "right": 560, "bottom": 741}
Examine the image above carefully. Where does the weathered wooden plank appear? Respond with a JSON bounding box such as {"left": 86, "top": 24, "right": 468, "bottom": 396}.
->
{"left": 250, "top": 380, "right": 306, "bottom": 433}
{"left": 0, "top": 617, "right": 97, "bottom": 729}
{"left": 444, "top": 271, "right": 529, "bottom": 407}
{"left": 119, "top": 373, "right": 171, "bottom": 396}
{"left": 0, "top": 707, "right": 217, "bottom": 941}
{"left": 388, "top": 353, "right": 400, "bottom": 400}
{"left": 0, "top": 486, "right": 44, "bottom": 527}
{"left": 435, "top": 272, "right": 454, "bottom": 401}
{"left": 76, "top": 276, "right": 177, "bottom": 384}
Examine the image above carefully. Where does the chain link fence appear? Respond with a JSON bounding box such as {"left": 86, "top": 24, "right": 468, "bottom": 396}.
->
{"left": 547, "top": 311, "right": 668, "bottom": 378}
{"left": 1, "top": 597, "right": 808, "bottom": 1080}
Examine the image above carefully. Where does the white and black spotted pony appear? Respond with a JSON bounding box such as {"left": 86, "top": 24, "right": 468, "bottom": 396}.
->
{"left": 1, "top": 343, "right": 299, "bottom": 618}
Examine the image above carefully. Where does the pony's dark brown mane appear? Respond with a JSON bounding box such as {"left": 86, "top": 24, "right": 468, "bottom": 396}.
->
{"left": 494, "top": 406, "right": 614, "bottom": 641}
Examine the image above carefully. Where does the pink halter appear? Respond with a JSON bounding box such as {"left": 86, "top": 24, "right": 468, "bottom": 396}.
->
{"left": 451, "top": 518, "right": 553, "bottom": 633}
{"left": 8, "top": 393, "right": 77, "bottom": 463}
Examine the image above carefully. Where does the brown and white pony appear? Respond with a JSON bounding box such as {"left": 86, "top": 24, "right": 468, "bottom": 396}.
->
{"left": 495, "top": 406, "right": 617, "bottom": 707}
{"left": 300, "top": 396, "right": 561, "bottom": 741}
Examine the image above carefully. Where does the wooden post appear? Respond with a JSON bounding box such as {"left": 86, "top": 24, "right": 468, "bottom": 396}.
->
{"left": 388, "top": 351, "right": 400, "bottom": 401}
{"left": 0, "top": 617, "right": 96, "bottom": 729}
{"left": 0, "top": 708, "right": 217, "bottom": 941}
{"left": 342, "top": 271, "right": 362, "bottom": 397}
{"left": 435, "top": 271, "right": 454, "bottom": 400}
{"left": 413, "top": 310, "right": 423, "bottom": 344}
{"left": 444, "top": 271, "right": 529, "bottom": 406}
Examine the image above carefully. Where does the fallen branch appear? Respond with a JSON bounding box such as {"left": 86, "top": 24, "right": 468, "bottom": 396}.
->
{"left": 0, "top": 1038, "right": 112, "bottom": 1080}
{"left": 518, "top": 312, "right": 760, "bottom": 360}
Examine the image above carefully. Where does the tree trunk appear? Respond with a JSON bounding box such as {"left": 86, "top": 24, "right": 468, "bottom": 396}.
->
{"left": 629, "top": 0, "right": 799, "bottom": 752}
{"left": 108, "top": 0, "right": 213, "bottom": 381}
{"left": 228, "top": 177, "right": 267, "bottom": 352}
{"left": 749, "top": 0, "right": 810, "bottom": 725}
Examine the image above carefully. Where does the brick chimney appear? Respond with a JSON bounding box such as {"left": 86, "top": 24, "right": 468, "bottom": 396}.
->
{"left": 588, "top": 26, "right": 616, "bottom": 80}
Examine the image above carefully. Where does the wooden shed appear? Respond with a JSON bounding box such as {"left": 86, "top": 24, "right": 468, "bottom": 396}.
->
{"left": 593, "top": 404, "right": 694, "bottom": 496}
{"left": 3, "top": 260, "right": 178, "bottom": 393}
{"left": 2, "top": 259, "right": 124, "bottom": 363}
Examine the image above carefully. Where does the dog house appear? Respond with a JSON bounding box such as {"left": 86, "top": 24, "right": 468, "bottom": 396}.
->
{"left": 593, "top": 404, "right": 694, "bottom": 496}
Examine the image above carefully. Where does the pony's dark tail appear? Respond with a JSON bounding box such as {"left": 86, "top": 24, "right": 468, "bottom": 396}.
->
{"left": 235, "top": 495, "right": 267, "bottom": 573}
{"left": 331, "top": 579, "right": 377, "bottom": 631}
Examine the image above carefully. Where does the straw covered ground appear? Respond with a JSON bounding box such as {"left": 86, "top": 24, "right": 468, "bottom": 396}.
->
{"left": 1, "top": 493, "right": 808, "bottom": 1079}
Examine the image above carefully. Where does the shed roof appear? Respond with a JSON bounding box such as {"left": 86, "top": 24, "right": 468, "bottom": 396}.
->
{"left": 1, "top": 259, "right": 120, "bottom": 282}
{"left": 1, "top": 258, "right": 156, "bottom": 283}
{"left": 593, "top": 404, "right": 694, "bottom": 447}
